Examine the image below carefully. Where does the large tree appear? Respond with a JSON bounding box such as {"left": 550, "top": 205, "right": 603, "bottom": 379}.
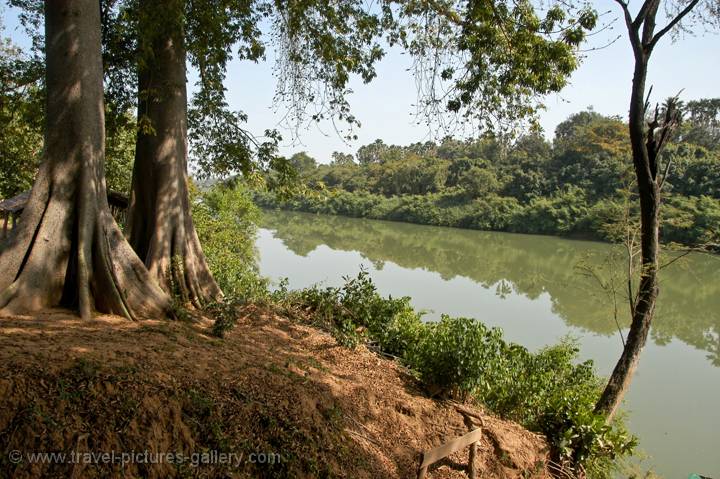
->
{"left": 594, "top": 0, "right": 718, "bottom": 419}
{"left": 123, "top": 0, "right": 388, "bottom": 305}
{"left": 126, "top": 0, "right": 222, "bottom": 305}
{"left": 0, "top": 0, "right": 169, "bottom": 320}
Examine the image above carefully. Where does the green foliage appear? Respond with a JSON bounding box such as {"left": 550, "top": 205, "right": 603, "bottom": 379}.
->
{"left": 191, "top": 180, "right": 274, "bottom": 336}
{"left": 192, "top": 181, "right": 269, "bottom": 301}
{"left": 458, "top": 166, "right": 501, "bottom": 198}
{"left": 677, "top": 98, "right": 720, "bottom": 151}
{"left": 257, "top": 106, "right": 720, "bottom": 248}
{"left": 104, "top": 107, "right": 136, "bottom": 195}
{"left": 394, "top": 0, "right": 597, "bottom": 132}
{"left": 206, "top": 299, "right": 245, "bottom": 338}
{"left": 666, "top": 143, "right": 720, "bottom": 199}
{"left": 294, "top": 269, "right": 414, "bottom": 347}
{"left": 662, "top": 195, "right": 720, "bottom": 246}
{"left": 550, "top": 112, "right": 632, "bottom": 200}
{"left": 461, "top": 195, "right": 523, "bottom": 230}
{"left": 514, "top": 186, "right": 591, "bottom": 236}
{"left": 0, "top": 27, "right": 42, "bottom": 199}
{"left": 289, "top": 152, "right": 318, "bottom": 176}
{"left": 375, "top": 308, "right": 424, "bottom": 357}
{"left": 0, "top": 18, "right": 140, "bottom": 199}
{"left": 284, "top": 271, "right": 635, "bottom": 475}
{"left": 404, "top": 316, "right": 505, "bottom": 396}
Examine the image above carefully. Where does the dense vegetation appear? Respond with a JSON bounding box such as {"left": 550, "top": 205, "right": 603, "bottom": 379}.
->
{"left": 1, "top": 1, "right": 714, "bottom": 474}
{"left": 292, "top": 273, "right": 636, "bottom": 474}
{"left": 191, "top": 182, "right": 636, "bottom": 477}
{"left": 255, "top": 105, "right": 720, "bottom": 249}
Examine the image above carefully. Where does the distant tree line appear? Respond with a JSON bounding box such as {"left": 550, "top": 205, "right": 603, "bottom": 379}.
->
{"left": 256, "top": 103, "right": 720, "bottom": 249}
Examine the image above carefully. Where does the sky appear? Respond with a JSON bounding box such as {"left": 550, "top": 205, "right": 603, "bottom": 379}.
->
{"left": 3, "top": 1, "right": 719, "bottom": 164}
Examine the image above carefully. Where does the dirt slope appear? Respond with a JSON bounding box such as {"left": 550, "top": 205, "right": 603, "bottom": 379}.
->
{"left": 0, "top": 307, "right": 551, "bottom": 478}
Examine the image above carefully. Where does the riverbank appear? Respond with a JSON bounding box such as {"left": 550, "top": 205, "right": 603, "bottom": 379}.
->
{"left": 1, "top": 309, "right": 552, "bottom": 478}
{"left": 253, "top": 190, "right": 720, "bottom": 251}
{"left": 254, "top": 208, "right": 720, "bottom": 478}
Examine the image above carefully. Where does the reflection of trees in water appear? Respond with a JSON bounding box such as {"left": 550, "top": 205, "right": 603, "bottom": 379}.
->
{"left": 261, "top": 210, "right": 720, "bottom": 366}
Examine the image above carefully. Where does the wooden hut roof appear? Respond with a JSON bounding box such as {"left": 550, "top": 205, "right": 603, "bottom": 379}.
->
{"left": 0, "top": 191, "right": 31, "bottom": 213}
{"left": 0, "top": 190, "right": 129, "bottom": 214}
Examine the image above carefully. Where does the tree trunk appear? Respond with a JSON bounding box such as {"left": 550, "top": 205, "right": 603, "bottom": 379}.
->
{"left": 595, "top": 34, "right": 660, "bottom": 419}
{"left": 0, "top": 0, "right": 170, "bottom": 320}
{"left": 594, "top": 187, "right": 659, "bottom": 419}
{"left": 127, "top": 0, "right": 222, "bottom": 306}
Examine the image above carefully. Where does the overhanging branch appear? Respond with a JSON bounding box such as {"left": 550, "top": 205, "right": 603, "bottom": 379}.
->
{"left": 648, "top": 0, "right": 701, "bottom": 50}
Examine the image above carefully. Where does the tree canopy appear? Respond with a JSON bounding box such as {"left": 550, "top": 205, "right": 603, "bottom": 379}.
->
{"left": 255, "top": 104, "right": 720, "bottom": 247}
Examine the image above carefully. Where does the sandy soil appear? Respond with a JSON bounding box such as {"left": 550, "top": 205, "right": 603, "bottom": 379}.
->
{"left": 0, "top": 307, "right": 551, "bottom": 478}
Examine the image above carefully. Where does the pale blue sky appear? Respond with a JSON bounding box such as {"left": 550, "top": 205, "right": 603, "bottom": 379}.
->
{"left": 3, "top": 1, "right": 718, "bottom": 163}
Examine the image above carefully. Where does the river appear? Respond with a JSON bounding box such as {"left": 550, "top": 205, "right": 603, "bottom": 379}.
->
{"left": 256, "top": 209, "right": 720, "bottom": 478}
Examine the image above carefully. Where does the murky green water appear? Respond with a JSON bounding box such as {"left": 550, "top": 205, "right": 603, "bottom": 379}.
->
{"left": 256, "top": 209, "right": 720, "bottom": 478}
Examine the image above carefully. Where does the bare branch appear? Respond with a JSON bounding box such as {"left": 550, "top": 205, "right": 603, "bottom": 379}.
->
{"left": 648, "top": 0, "right": 702, "bottom": 49}
{"left": 643, "top": 85, "right": 654, "bottom": 115}
{"left": 659, "top": 249, "right": 694, "bottom": 271}
{"left": 633, "top": 0, "right": 656, "bottom": 29}
{"left": 579, "top": 34, "right": 621, "bottom": 53}
{"left": 658, "top": 155, "right": 673, "bottom": 190}
{"left": 614, "top": 0, "right": 643, "bottom": 56}
{"left": 615, "top": 0, "right": 637, "bottom": 33}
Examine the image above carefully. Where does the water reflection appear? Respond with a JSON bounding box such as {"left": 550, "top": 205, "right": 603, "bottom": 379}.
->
{"left": 260, "top": 210, "right": 720, "bottom": 367}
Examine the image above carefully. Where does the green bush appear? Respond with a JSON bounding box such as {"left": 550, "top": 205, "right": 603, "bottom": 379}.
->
{"left": 662, "top": 194, "right": 720, "bottom": 246}
{"left": 461, "top": 195, "right": 523, "bottom": 230}
{"left": 513, "top": 186, "right": 591, "bottom": 236}
{"left": 404, "top": 316, "right": 505, "bottom": 397}
{"left": 192, "top": 181, "right": 270, "bottom": 335}
{"left": 375, "top": 308, "right": 424, "bottom": 357}
{"left": 193, "top": 181, "right": 269, "bottom": 301}
{"left": 286, "top": 271, "right": 636, "bottom": 476}
{"left": 294, "top": 269, "right": 415, "bottom": 347}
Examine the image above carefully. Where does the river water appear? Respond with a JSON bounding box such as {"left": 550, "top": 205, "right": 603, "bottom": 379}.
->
{"left": 256, "top": 209, "right": 720, "bottom": 478}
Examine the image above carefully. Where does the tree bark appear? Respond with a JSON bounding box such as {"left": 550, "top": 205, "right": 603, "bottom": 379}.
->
{"left": 594, "top": 2, "right": 662, "bottom": 419}
{"left": 0, "top": 0, "right": 170, "bottom": 320}
{"left": 127, "top": 0, "right": 222, "bottom": 306}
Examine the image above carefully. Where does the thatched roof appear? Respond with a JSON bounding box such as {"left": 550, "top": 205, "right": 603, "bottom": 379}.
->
{"left": 107, "top": 190, "right": 129, "bottom": 209}
{"left": 0, "top": 191, "right": 31, "bottom": 213}
{"left": 0, "top": 190, "right": 129, "bottom": 214}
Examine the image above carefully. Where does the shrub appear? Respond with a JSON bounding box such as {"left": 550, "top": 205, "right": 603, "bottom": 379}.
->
{"left": 404, "top": 316, "right": 505, "bottom": 397}
{"left": 462, "top": 195, "right": 523, "bottom": 230}
{"left": 192, "top": 181, "right": 270, "bottom": 335}
{"left": 662, "top": 194, "right": 720, "bottom": 246}
{"left": 514, "top": 186, "right": 591, "bottom": 236}
{"left": 375, "top": 308, "right": 424, "bottom": 357}
{"left": 294, "top": 269, "right": 414, "bottom": 347}
{"left": 193, "top": 181, "right": 268, "bottom": 301}
{"left": 287, "top": 272, "right": 636, "bottom": 476}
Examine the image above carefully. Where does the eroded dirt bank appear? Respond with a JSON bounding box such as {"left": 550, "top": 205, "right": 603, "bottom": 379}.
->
{"left": 0, "top": 308, "right": 551, "bottom": 478}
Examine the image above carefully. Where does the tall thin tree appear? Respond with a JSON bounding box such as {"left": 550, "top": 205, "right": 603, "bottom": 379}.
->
{"left": 595, "top": 0, "right": 716, "bottom": 419}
